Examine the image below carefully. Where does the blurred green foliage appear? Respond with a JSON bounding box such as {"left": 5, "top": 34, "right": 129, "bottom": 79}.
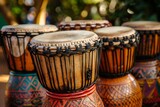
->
{"left": 1, "top": 0, "right": 160, "bottom": 26}
{"left": 9, "top": 0, "right": 27, "bottom": 23}
{"left": 0, "top": 14, "right": 7, "bottom": 28}
{"left": 48, "top": 0, "right": 160, "bottom": 25}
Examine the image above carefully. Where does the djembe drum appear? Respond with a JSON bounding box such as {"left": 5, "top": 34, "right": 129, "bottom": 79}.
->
{"left": 1, "top": 24, "right": 58, "bottom": 106}
{"left": 59, "top": 20, "right": 112, "bottom": 31}
{"left": 95, "top": 26, "right": 142, "bottom": 107}
{"left": 1, "top": 24, "right": 58, "bottom": 72}
{"left": 122, "top": 21, "right": 160, "bottom": 106}
{"left": 28, "top": 30, "right": 104, "bottom": 107}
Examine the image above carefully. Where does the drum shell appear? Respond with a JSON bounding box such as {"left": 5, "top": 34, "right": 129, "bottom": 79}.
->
{"left": 2, "top": 33, "right": 34, "bottom": 72}
{"left": 132, "top": 59, "right": 160, "bottom": 105}
{"left": 58, "top": 20, "right": 112, "bottom": 31}
{"left": 59, "top": 23, "right": 111, "bottom": 31}
{"left": 31, "top": 48, "right": 101, "bottom": 93}
{"left": 96, "top": 74, "right": 142, "bottom": 107}
{"left": 5, "top": 71, "right": 46, "bottom": 107}
{"left": 43, "top": 85, "right": 104, "bottom": 107}
{"left": 100, "top": 45, "right": 136, "bottom": 77}
{"left": 138, "top": 77, "right": 160, "bottom": 105}
{"left": 136, "top": 31, "right": 159, "bottom": 59}
{"left": 132, "top": 60, "right": 159, "bottom": 79}
{"left": 1, "top": 32, "right": 55, "bottom": 72}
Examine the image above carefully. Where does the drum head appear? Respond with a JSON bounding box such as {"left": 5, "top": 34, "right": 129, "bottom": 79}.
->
{"left": 122, "top": 21, "right": 160, "bottom": 30}
{"left": 1, "top": 24, "right": 58, "bottom": 33}
{"left": 29, "top": 30, "right": 99, "bottom": 52}
{"left": 95, "top": 26, "right": 136, "bottom": 38}
{"left": 95, "top": 26, "right": 137, "bottom": 46}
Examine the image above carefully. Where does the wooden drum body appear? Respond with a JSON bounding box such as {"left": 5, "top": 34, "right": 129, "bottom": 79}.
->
{"left": 1, "top": 24, "right": 58, "bottom": 72}
{"left": 43, "top": 85, "right": 104, "bottom": 107}
{"left": 132, "top": 60, "right": 159, "bottom": 79}
{"left": 138, "top": 77, "right": 160, "bottom": 105}
{"left": 123, "top": 21, "right": 160, "bottom": 105}
{"left": 95, "top": 26, "right": 142, "bottom": 106}
{"left": 29, "top": 31, "right": 102, "bottom": 93}
{"left": 123, "top": 21, "right": 160, "bottom": 60}
{"left": 59, "top": 20, "right": 112, "bottom": 31}
{"left": 96, "top": 74, "right": 142, "bottom": 107}
{"left": 132, "top": 60, "right": 160, "bottom": 105}
{"left": 95, "top": 26, "right": 139, "bottom": 77}
{"left": 5, "top": 71, "right": 45, "bottom": 107}
{"left": 29, "top": 30, "right": 104, "bottom": 107}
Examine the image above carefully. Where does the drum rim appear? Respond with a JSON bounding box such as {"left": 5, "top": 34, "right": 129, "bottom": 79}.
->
{"left": 95, "top": 26, "right": 136, "bottom": 38}
{"left": 28, "top": 30, "right": 102, "bottom": 54}
{"left": 1, "top": 31, "right": 55, "bottom": 37}
{"left": 122, "top": 21, "right": 160, "bottom": 31}
{"left": 99, "top": 69, "right": 132, "bottom": 78}
{"left": 46, "top": 85, "right": 96, "bottom": 99}
{"left": 59, "top": 20, "right": 112, "bottom": 29}
{"left": 1, "top": 24, "right": 58, "bottom": 33}
{"left": 95, "top": 27, "right": 139, "bottom": 47}
{"left": 10, "top": 71, "right": 37, "bottom": 76}
{"left": 97, "top": 73, "right": 136, "bottom": 84}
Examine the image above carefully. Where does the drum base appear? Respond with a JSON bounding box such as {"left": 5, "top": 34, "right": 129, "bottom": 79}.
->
{"left": 132, "top": 60, "right": 160, "bottom": 105}
{"left": 137, "top": 78, "right": 160, "bottom": 105}
{"left": 5, "top": 71, "right": 45, "bottom": 107}
{"left": 132, "top": 60, "right": 159, "bottom": 79}
{"left": 43, "top": 85, "right": 104, "bottom": 107}
{"left": 96, "top": 74, "right": 142, "bottom": 107}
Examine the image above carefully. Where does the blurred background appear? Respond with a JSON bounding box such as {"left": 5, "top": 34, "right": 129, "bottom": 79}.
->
{"left": 0, "top": 0, "right": 160, "bottom": 106}
{"left": 1, "top": 0, "right": 160, "bottom": 27}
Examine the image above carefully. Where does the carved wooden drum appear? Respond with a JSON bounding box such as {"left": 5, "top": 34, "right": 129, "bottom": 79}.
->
{"left": 122, "top": 21, "right": 160, "bottom": 105}
{"left": 132, "top": 60, "right": 160, "bottom": 105}
{"left": 138, "top": 77, "right": 160, "bottom": 105}
{"left": 122, "top": 21, "right": 160, "bottom": 60}
{"left": 28, "top": 30, "right": 102, "bottom": 93}
{"left": 59, "top": 20, "right": 112, "bottom": 31}
{"left": 5, "top": 71, "right": 46, "bottom": 107}
{"left": 95, "top": 26, "right": 139, "bottom": 77}
{"left": 96, "top": 74, "right": 142, "bottom": 107}
{"left": 95, "top": 26, "right": 142, "bottom": 107}
{"left": 43, "top": 84, "right": 104, "bottom": 107}
{"left": 1, "top": 24, "right": 58, "bottom": 72}
{"left": 132, "top": 60, "right": 159, "bottom": 79}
